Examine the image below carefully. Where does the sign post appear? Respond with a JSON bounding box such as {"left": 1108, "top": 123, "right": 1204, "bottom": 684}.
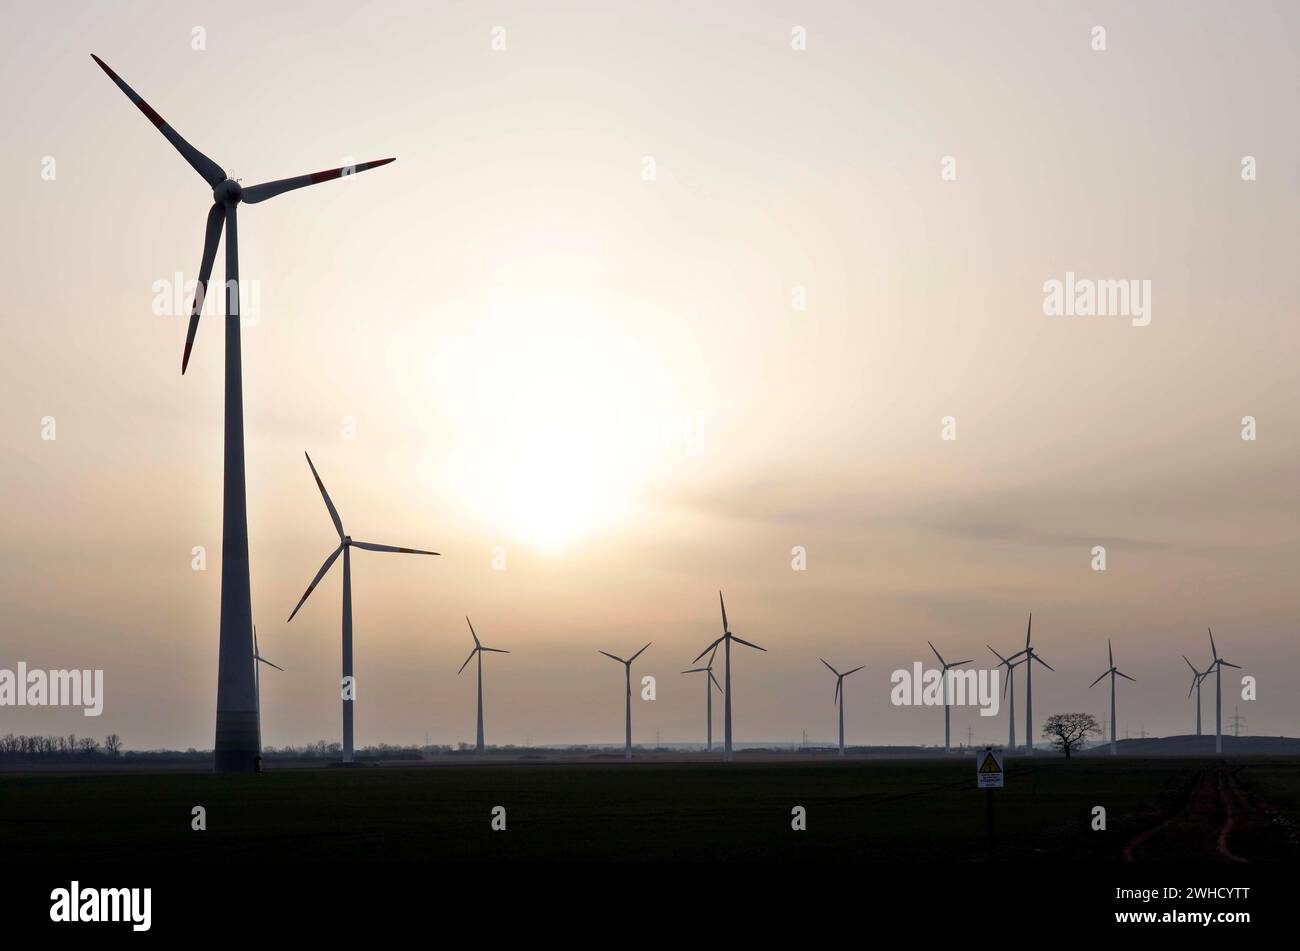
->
{"left": 977, "top": 747, "right": 1004, "bottom": 857}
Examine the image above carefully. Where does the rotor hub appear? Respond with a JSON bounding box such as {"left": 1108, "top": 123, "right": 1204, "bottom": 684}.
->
{"left": 213, "top": 179, "right": 243, "bottom": 205}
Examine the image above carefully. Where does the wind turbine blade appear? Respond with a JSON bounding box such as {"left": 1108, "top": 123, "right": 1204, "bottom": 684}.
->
{"left": 1108, "top": 640, "right": 1113, "bottom": 667}
{"left": 719, "top": 591, "right": 729, "bottom": 634}
{"left": 286, "top": 544, "right": 343, "bottom": 622}
{"left": 303, "top": 453, "right": 344, "bottom": 539}
{"left": 1115, "top": 670, "right": 1136, "bottom": 682}
{"left": 350, "top": 540, "right": 440, "bottom": 555}
{"left": 1219, "top": 660, "right": 1242, "bottom": 669}
{"left": 181, "top": 203, "right": 224, "bottom": 374}
{"left": 598, "top": 650, "right": 626, "bottom": 664}
{"left": 1002, "top": 670, "right": 1010, "bottom": 699}
{"left": 1208, "top": 627, "right": 1217, "bottom": 660}
{"left": 253, "top": 625, "right": 259, "bottom": 657}
{"left": 90, "top": 55, "right": 226, "bottom": 187}
{"left": 710, "top": 671, "right": 723, "bottom": 693}
{"left": 844, "top": 665, "right": 865, "bottom": 677}
{"left": 1088, "top": 671, "right": 1107, "bottom": 688}
{"left": 629, "top": 642, "right": 651, "bottom": 663}
{"left": 242, "top": 157, "right": 396, "bottom": 205}
{"left": 820, "top": 658, "right": 839, "bottom": 676}
{"left": 952, "top": 659, "right": 973, "bottom": 667}
{"left": 1033, "top": 654, "right": 1054, "bottom": 672}
{"left": 465, "top": 616, "right": 479, "bottom": 647}
{"left": 693, "top": 636, "right": 724, "bottom": 663}
{"left": 1026, "top": 612, "right": 1033, "bottom": 647}
{"left": 833, "top": 679, "right": 840, "bottom": 704}
{"left": 1187, "top": 680, "right": 1196, "bottom": 699}
{"left": 1183, "top": 654, "right": 1198, "bottom": 674}
{"left": 256, "top": 656, "right": 285, "bottom": 672}
{"left": 988, "top": 645, "right": 1010, "bottom": 665}
{"left": 457, "top": 648, "right": 477, "bottom": 674}
{"left": 681, "top": 667, "right": 708, "bottom": 674}
{"left": 928, "top": 641, "right": 945, "bottom": 666}
{"left": 481, "top": 647, "right": 510, "bottom": 654}
{"left": 730, "top": 635, "right": 765, "bottom": 652}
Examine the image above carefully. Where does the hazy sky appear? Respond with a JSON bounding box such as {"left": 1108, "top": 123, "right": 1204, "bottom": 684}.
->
{"left": 2, "top": 1, "right": 1297, "bottom": 750}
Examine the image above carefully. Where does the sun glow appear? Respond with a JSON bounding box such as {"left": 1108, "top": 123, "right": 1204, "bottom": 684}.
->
{"left": 436, "top": 293, "right": 678, "bottom": 552}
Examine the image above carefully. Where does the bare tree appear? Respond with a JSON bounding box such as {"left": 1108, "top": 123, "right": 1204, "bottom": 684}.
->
{"left": 103, "top": 733, "right": 123, "bottom": 756}
{"left": 1042, "top": 713, "right": 1100, "bottom": 758}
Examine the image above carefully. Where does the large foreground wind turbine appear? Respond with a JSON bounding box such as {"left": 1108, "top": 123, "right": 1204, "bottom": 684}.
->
{"left": 692, "top": 592, "right": 766, "bottom": 762}
{"left": 458, "top": 618, "right": 510, "bottom": 753}
{"left": 927, "top": 642, "right": 972, "bottom": 753}
{"left": 252, "top": 626, "right": 283, "bottom": 750}
{"left": 599, "top": 643, "right": 651, "bottom": 759}
{"left": 682, "top": 646, "right": 723, "bottom": 751}
{"left": 1206, "top": 628, "right": 1242, "bottom": 754}
{"left": 1183, "top": 655, "right": 1208, "bottom": 736}
{"left": 1015, "top": 614, "right": 1053, "bottom": 755}
{"left": 988, "top": 645, "right": 1025, "bottom": 750}
{"left": 92, "top": 55, "right": 396, "bottom": 772}
{"left": 820, "top": 659, "right": 864, "bottom": 756}
{"left": 287, "top": 453, "right": 438, "bottom": 763}
{"left": 1088, "top": 640, "right": 1135, "bottom": 755}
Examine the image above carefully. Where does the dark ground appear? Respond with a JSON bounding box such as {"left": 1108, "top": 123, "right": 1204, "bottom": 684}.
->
{"left": 2, "top": 755, "right": 1297, "bottom": 861}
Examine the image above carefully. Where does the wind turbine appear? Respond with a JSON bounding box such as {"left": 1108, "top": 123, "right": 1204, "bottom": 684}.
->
{"left": 1016, "top": 614, "right": 1053, "bottom": 755}
{"left": 599, "top": 643, "right": 651, "bottom": 759}
{"left": 252, "top": 625, "right": 283, "bottom": 749}
{"left": 987, "top": 645, "right": 1025, "bottom": 751}
{"left": 1183, "top": 655, "right": 1208, "bottom": 736}
{"left": 1088, "top": 639, "right": 1135, "bottom": 755}
{"left": 286, "top": 453, "right": 438, "bottom": 764}
{"left": 682, "top": 646, "right": 723, "bottom": 752}
{"left": 458, "top": 618, "right": 510, "bottom": 753}
{"left": 1206, "top": 628, "right": 1242, "bottom": 754}
{"left": 692, "top": 592, "right": 766, "bottom": 762}
{"left": 927, "top": 642, "right": 972, "bottom": 753}
{"left": 820, "top": 659, "right": 865, "bottom": 756}
{"left": 91, "top": 56, "right": 396, "bottom": 772}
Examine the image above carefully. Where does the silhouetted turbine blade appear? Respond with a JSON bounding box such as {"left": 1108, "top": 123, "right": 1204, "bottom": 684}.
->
{"left": 1208, "top": 627, "right": 1217, "bottom": 660}
{"left": 833, "top": 679, "right": 840, "bottom": 704}
{"left": 242, "top": 157, "right": 396, "bottom": 204}
{"left": 256, "top": 656, "right": 285, "bottom": 672}
{"left": 1183, "top": 654, "right": 1198, "bottom": 674}
{"left": 182, "top": 203, "right": 224, "bottom": 374}
{"left": 928, "top": 641, "right": 945, "bottom": 666}
{"left": 1089, "top": 671, "right": 1108, "bottom": 688}
{"left": 718, "top": 591, "right": 729, "bottom": 634}
{"left": 710, "top": 671, "right": 723, "bottom": 693}
{"left": 988, "top": 645, "right": 1010, "bottom": 665}
{"left": 351, "top": 540, "right": 440, "bottom": 555}
{"left": 730, "top": 635, "right": 765, "bottom": 651}
{"left": 1115, "top": 670, "right": 1136, "bottom": 682}
{"left": 457, "top": 647, "right": 477, "bottom": 674}
{"left": 304, "top": 453, "right": 344, "bottom": 538}
{"left": 1108, "top": 640, "right": 1114, "bottom": 667}
{"left": 952, "top": 659, "right": 973, "bottom": 667}
{"left": 466, "top": 616, "right": 479, "bottom": 647}
{"left": 844, "top": 665, "right": 864, "bottom": 677}
{"left": 1033, "top": 654, "right": 1054, "bottom": 671}
{"left": 693, "top": 636, "right": 724, "bottom": 663}
{"left": 90, "top": 55, "right": 226, "bottom": 187}
{"left": 598, "top": 650, "right": 626, "bottom": 664}
{"left": 481, "top": 647, "right": 509, "bottom": 654}
{"left": 629, "top": 642, "right": 651, "bottom": 663}
{"left": 820, "top": 658, "right": 839, "bottom": 676}
{"left": 1219, "top": 660, "right": 1242, "bottom": 669}
{"left": 682, "top": 667, "right": 708, "bottom": 674}
{"left": 287, "top": 544, "right": 343, "bottom": 622}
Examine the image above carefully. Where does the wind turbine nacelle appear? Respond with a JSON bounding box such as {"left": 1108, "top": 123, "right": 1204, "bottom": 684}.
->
{"left": 213, "top": 179, "right": 243, "bottom": 205}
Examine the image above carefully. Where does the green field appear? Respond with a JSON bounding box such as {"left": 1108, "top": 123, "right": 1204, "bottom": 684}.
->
{"left": 2, "top": 757, "right": 1296, "bottom": 861}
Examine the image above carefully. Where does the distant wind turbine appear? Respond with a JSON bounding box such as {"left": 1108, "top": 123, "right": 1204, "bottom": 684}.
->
{"left": 599, "top": 643, "right": 651, "bottom": 759}
{"left": 692, "top": 592, "right": 766, "bottom": 763}
{"left": 91, "top": 55, "right": 396, "bottom": 772}
{"left": 1089, "top": 639, "right": 1135, "bottom": 755}
{"left": 1206, "top": 628, "right": 1242, "bottom": 754}
{"left": 286, "top": 452, "right": 439, "bottom": 763}
{"left": 252, "top": 625, "right": 283, "bottom": 749}
{"left": 820, "top": 659, "right": 865, "bottom": 756}
{"left": 1183, "top": 655, "right": 1209, "bottom": 736}
{"left": 682, "top": 646, "right": 723, "bottom": 752}
{"left": 987, "top": 644, "right": 1026, "bottom": 750}
{"left": 1009, "top": 614, "right": 1053, "bottom": 755}
{"left": 927, "top": 642, "right": 972, "bottom": 753}
{"left": 458, "top": 618, "right": 510, "bottom": 753}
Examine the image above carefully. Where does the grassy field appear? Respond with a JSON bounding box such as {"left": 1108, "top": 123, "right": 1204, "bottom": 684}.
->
{"left": 2, "top": 756, "right": 1296, "bottom": 861}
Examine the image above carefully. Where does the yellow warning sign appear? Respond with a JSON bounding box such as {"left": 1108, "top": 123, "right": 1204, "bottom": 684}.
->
{"left": 976, "top": 748, "right": 1004, "bottom": 788}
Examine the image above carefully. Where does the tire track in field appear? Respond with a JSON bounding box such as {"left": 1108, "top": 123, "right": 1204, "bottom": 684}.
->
{"left": 1122, "top": 765, "right": 1249, "bottom": 862}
